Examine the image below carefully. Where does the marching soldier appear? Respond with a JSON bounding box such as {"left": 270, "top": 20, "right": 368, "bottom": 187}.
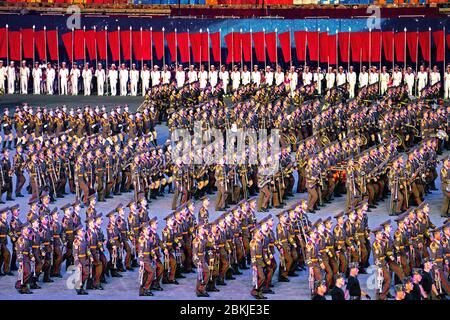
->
{"left": 161, "top": 213, "right": 179, "bottom": 285}
{"left": 250, "top": 226, "right": 268, "bottom": 300}
{"left": 86, "top": 216, "right": 103, "bottom": 290}
{"left": 0, "top": 207, "right": 12, "bottom": 276}
{"left": 50, "top": 208, "right": 63, "bottom": 278}
{"left": 198, "top": 195, "right": 210, "bottom": 225}
{"left": 193, "top": 223, "right": 211, "bottom": 297}
{"left": 372, "top": 226, "right": 392, "bottom": 300}
{"left": 15, "top": 224, "right": 34, "bottom": 294}
{"left": 9, "top": 204, "right": 22, "bottom": 271}
{"left": 73, "top": 225, "right": 90, "bottom": 295}
{"left": 106, "top": 211, "right": 123, "bottom": 278}
{"left": 440, "top": 157, "right": 450, "bottom": 217}
{"left": 137, "top": 223, "right": 155, "bottom": 296}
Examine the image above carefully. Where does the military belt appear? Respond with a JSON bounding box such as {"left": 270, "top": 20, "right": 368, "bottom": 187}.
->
{"left": 78, "top": 254, "right": 86, "bottom": 258}
{"left": 53, "top": 235, "right": 60, "bottom": 238}
{"left": 0, "top": 235, "right": 6, "bottom": 238}
{"left": 143, "top": 252, "right": 151, "bottom": 255}
{"left": 43, "top": 242, "right": 50, "bottom": 245}
{"left": 90, "top": 246, "right": 97, "bottom": 249}
{"left": 435, "top": 258, "right": 443, "bottom": 262}
{"left": 255, "top": 255, "right": 262, "bottom": 258}
{"left": 66, "top": 230, "right": 73, "bottom": 234}
{"left": 32, "top": 245, "right": 39, "bottom": 249}
{"left": 23, "top": 252, "right": 29, "bottom": 255}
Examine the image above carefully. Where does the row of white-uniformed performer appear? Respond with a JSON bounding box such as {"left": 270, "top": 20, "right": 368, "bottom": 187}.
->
{"left": 0, "top": 60, "right": 449, "bottom": 98}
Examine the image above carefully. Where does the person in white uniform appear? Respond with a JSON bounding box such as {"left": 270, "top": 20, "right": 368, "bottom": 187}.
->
{"left": 417, "top": 65, "right": 428, "bottom": 94}
{"left": 108, "top": 64, "right": 118, "bottom": 96}
{"left": 141, "top": 64, "right": 150, "bottom": 96}
{"left": 46, "top": 63, "right": 55, "bottom": 95}
{"left": 336, "top": 66, "right": 346, "bottom": 87}
{"left": 161, "top": 65, "right": 171, "bottom": 85}
{"left": 380, "top": 66, "right": 390, "bottom": 95}
{"left": 129, "top": 63, "right": 139, "bottom": 96}
{"left": 95, "top": 63, "right": 106, "bottom": 96}
{"left": 219, "top": 65, "right": 229, "bottom": 94}
{"left": 231, "top": 65, "right": 241, "bottom": 91}
{"left": 59, "top": 62, "right": 69, "bottom": 95}
{"left": 325, "top": 67, "right": 335, "bottom": 90}
{"left": 209, "top": 65, "right": 218, "bottom": 89}
{"left": 404, "top": 67, "right": 415, "bottom": 96}
{"left": 444, "top": 65, "right": 450, "bottom": 99}
{"left": 198, "top": 65, "right": 208, "bottom": 89}
{"left": 188, "top": 65, "right": 198, "bottom": 84}
{"left": 176, "top": 65, "right": 185, "bottom": 88}
{"left": 369, "top": 66, "right": 379, "bottom": 85}
{"left": 430, "top": 65, "right": 440, "bottom": 86}
{"left": 346, "top": 66, "right": 357, "bottom": 98}
{"left": 392, "top": 66, "right": 403, "bottom": 87}
{"left": 119, "top": 63, "right": 129, "bottom": 96}
{"left": 20, "top": 60, "right": 30, "bottom": 94}
{"left": 265, "top": 66, "right": 274, "bottom": 87}
{"left": 358, "top": 66, "right": 369, "bottom": 88}
{"left": 241, "top": 65, "right": 251, "bottom": 86}
{"left": 274, "top": 65, "right": 284, "bottom": 86}
{"left": 32, "top": 62, "right": 42, "bottom": 95}
{"left": 313, "top": 67, "right": 324, "bottom": 94}
{"left": 82, "top": 63, "right": 92, "bottom": 96}
{"left": 302, "top": 66, "right": 311, "bottom": 88}
{"left": 0, "top": 60, "right": 6, "bottom": 93}
{"left": 70, "top": 63, "right": 80, "bottom": 95}
{"left": 251, "top": 65, "right": 261, "bottom": 87}
{"left": 7, "top": 61, "right": 16, "bottom": 94}
{"left": 151, "top": 65, "right": 161, "bottom": 87}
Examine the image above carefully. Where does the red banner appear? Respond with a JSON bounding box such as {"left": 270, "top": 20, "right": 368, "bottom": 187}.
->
{"left": 319, "top": 32, "right": 328, "bottom": 63}
{"left": 307, "top": 31, "right": 319, "bottom": 62}
{"left": 328, "top": 34, "right": 337, "bottom": 65}
{"left": 152, "top": 31, "right": 164, "bottom": 61}
{"left": 47, "top": 29, "right": 59, "bottom": 61}
{"left": 85, "top": 30, "right": 96, "bottom": 61}
{"left": 96, "top": 30, "right": 107, "bottom": 60}
{"left": 351, "top": 32, "right": 369, "bottom": 62}
{"left": 278, "top": 31, "right": 291, "bottom": 63}
{"left": 177, "top": 32, "right": 189, "bottom": 63}
{"left": 120, "top": 30, "right": 131, "bottom": 61}
{"left": 294, "top": 31, "right": 306, "bottom": 62}
{"left": 253, "top": 31, "right": 265, "bottom": 62}
{"left": 406, "top": 32, "right": 418, "bottom": 62}
{"left": 108, "top": 31, "right": 120, "bottom": 62}
{"left": 241, "top": 33, "right": 252, "bottom": 62}
{"left": 35, "top": 30, "right": 46, "bottom": 61}
{"left": 74, "top": 29, "right": 85, "bottom": 61}
{"left": 142, "top": 31, "right": 152, "bottom": 61}
{"left": 210, "top": 32, "right": 221, "bottom": 63}
{"left": 166, "top": 32, "right": 176, "bottom": 62}
{"left": 9, "top": 31, "right": 20, "bottom": 61}
{"left": 190, "top": 32, "right": 209, "bottom": 63}
{"left": 61, "top": 32, "right": 73, "bottom": 62}
{"left": 201, "top": 32, "right": 209, "bottom": 63}
{"left": 418, "top": 31, "right": 430, "bottom": 62}
{"left": 265, "top": 32, "right": 277, "bottom": 63}
{"left": 394, "top": 32, "right": 406, "bottom": 63}
{"left": 21, "top": 28, "right": 34, "bottom": 59}
{"left": 447, "top": 34, "right": 450, "bottom": 51}
{"left": 224, "top": 32, "right": 241, "bottom": 64}
{"left": 382, "top": 31, "right": 394, "bottom": 62}
{"left": 337, "top": 32, "right": 349, "bottom": 63}
{"left": 433, "top": 30, "right": 444, "bottom": 62}
{"left": 370, "top": 31, "right": 381, "bottom": 63}
{"left": 132, "top": 31, "right": 143, "bottom": 62}
{"left": 0, "top": 29, "right": 6, "bottom": 58}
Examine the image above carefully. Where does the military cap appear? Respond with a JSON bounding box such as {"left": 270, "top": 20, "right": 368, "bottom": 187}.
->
{"left": 431, "top": 227, "right": 442, "bottom": 234}
{"left": 394, "top": 284, "right": 404, "bottom": 293}
{"left": 200, "top": 195, "right": 209, "bottom": 201}
{"left": 195, "top": 223, "right": 207, "bottom": 232}
{"left": 314, "top": 280, "right": 326, "bottom": 290}
{"left": 402, "top": 278, "right": 412, "bottom": 285}
{"left": 61, "top": 203, "right": 72, "bottom": 211}
{"left": 141, "top": 223, "right": 151, "bottom": 230}
{"left": 394, "top": 213, "right": 407, "bottom": 223}
{"left": 334, "top": 272, "right": 345, "bottom": 280}
{"left": 323, "top": 216, "right": 332, "bottom": 224}
{"left": 380, "top": 219, "right": 391, "bottom": 227}
{"left": 29, "top": 215, "right": 39, "bottom": 224}
{"left": 106, "top": 211, "right": 116, "bottom": 219}
{"left": 137, "top": 193, "right": 146, "bottom": 202}
{"left": 412, "top": 268, "right": 422, "bottom": 275}
{"left": 251, "top": 225, "right": 261, "bottom": 236}
{"left": 334, "top": 211, "right": 345, "bottom": 219}
{"left": 248, "top": 196, "right": 258, "bottom": 203}
{"left": 21, "top": 223, "right": 31, "bottom": 232}
{"left": 127, "top": 200, "right": 136, "bottom": 208}
{"left": 85, "top": 216, "right": 94, "bottom": 224}
{"left": 422, "top": 257, "right": 431, "bottom": 264}
{"left": 74, "top": 225, "right": 84, "bottom": 233}
{"left": 276, "top": 210, "right": 287, "bottom": 218}
{"left": 371, "top": 226, "right": 383, "bottom": 234}
{"left": 28, "top": 199, "right": 39, "bottom": 206}
{"left": 95, "top": 212, "right": 103, "bottom": 219}
{"left": 349, "top": 262, "right": 359, "bottom": 269}
{"left": 88, "top": 194, "right": 96, "bottom": 202}
{"left": 313, "top": 218, "right": 323, "bottom": 228}
{"left": 72, "top": 200, "right": 81, "bottom": 207}
{"left": 0, "top": 207, "right": 9, "bottom": 214}
{"left": 259, "top": 214, "right": 272, "bottom": 225}
{"left": 216, "top": 214, "right": 226, "bottom": 222}
{"left": 164, "top": 213, "right": 174, "bottom": 221}
{"left": 40, "top": 193, "right": 50, "bottom": 200}
{"left": 10, "top": 204, "right": 20, "bottom": 211}
{"left": 115, "top": 203, "right": 124, "bottom": 212}
{"left": 149, "top": 216, "right": 158, "bottom": 225}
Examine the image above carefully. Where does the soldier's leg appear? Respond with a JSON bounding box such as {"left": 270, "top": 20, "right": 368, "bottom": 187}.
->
{"left": 10, "top": 241, "right": 17, "bottom": 271}
{"left": 183, "top": 242, "right": 193, "bottom": 273}
{"left": 441, "top": 194, "right": 450, "bottom": 217}
{"left": 169, "top": 254, "right": 177, "bottom": 281}
{"left": 51, "top": 245, "right": 63, "bottom": 277}
{"left": 380, "top": 266, "right": 391, "bottom": 300}
{"left": 152, "top": 259, "right": 164, "bottom": 289}
{"left": 307, "top": 187, "right": 318, "bottom": 212}
{"left": 323, "top": 261, "right": 334, "bottom": 289}
{"left": 215, "top": 189, "right": 223, "bottom": 211}
{"left": 279, "top": 251, "right": 291, "bottom": 280}
{"left": 1, "top": 245, "right": 11, "bottom": 273}
{"left": 124, "top": 241, "right": 133, "bottom": 269}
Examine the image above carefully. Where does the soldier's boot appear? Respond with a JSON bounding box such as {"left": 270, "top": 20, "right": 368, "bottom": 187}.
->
{"left": 232, "top": 264, "right": 242, "bottom": 275}
{"left": 139, "top": 286, "right": 146, "bottom": 296}
{"left": 131, "top": 258, "right": 139, "bottom": 268}
{"left": 43, "top": 269, "right": 53, "bottom": 283}
{"left": 86, "top": 277, "right": 94, "bottom": 289}
{"left": 6, "top": 192, "right": 13, "bottom": 201}
{"left": 216, "top": 277, "right": 227, "bottom": 286}
{"left": 239, "top": 260, "right": 249, "bottom": 270}
{"left": 20, "top": 287, "right": 33, "bottom": 294}
{"left": 225, "top": 268, "right": 236, "bottom": 280}
{"left": 1, "top": 141, "right": 6, "bottom": 150}
{"left": 7, "top": 141, "right": 12, "bottom": 150}
{"left": 30, "top": 277, "right": 41, "bottom": 289}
